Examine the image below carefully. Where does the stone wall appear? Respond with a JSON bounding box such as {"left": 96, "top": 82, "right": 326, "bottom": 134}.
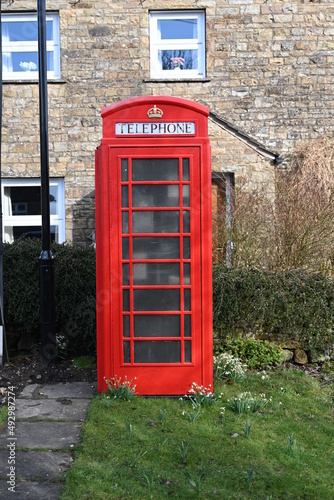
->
{"left": 1, "top": 0, "right": 333, "bottom": 244}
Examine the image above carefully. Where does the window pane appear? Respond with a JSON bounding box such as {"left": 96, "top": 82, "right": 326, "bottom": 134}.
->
{"left": 3, "top": 50, "right": 54, "bottom": 75}
{"left": 122, "top": 264, "right": 129, "bottom": 285}
{"left": 123, "top": 289, "right": 130, "bottom": 312}
{"left": 183, "top": 211, "right": 190, "bottom": 233}
{"left": 122, "top": 212, "right": 129, "bottom": 234}
{"left": 183, "top": 185, "right": 190, "bottom": 207}
{"left": 133, "top": 237, "right": 179, "bottom": 259}
{"left": 158, "top": 19, "right": 198, "bottom": 40}
{"left": 134, "top": 341, "right": 181, "bottom": 363}
{"left": 132, "top": 185, "right": 179, "bottom": 207}
{"left": 122, "top": 238, "right": 129, "bottom": 259}
{"left": 184, "top": 315, "right": 191, "bottom": 337}
{"left": 8, "top": 186, "right": 40, "bottom": 215}
{"left": 133, "top": 289, "right": 180, "bottom": 311}
{"left": 184, "top": 289, "right": 191, "bottom": 311}
{"left": 183, "top": 237, "right": 190, "bottom": 258}
{"left": 123, "top": 342, "right": 131, "bottom": 363}
{"left": 134, "top": 315, "right": 180, "bottom": 337}
{"left": 158, "top": 50, "right": 198, "bottom": 71}
{"left": 13, "top": 226, "right": 41, "bottom": 240}
{"left": 121, "top": 159, "right": 128, "bottom": 181}
{"left": 185, "top": 341, "right": 192, "bottom": 362}
{"left": 10, "top": 52, "right": 38, "bottom": 73}
{"left": 3, "top": 21, "right": 38, "bottom": 42}
{"left": 132, "top": 211, "right": 179, "bottom": 233}
{"left": 50, "top": 185, "right": 59, "bottom": 215}
{"left": 132, "top": 159, "right": 179, "bottom": 181}
{"left": 123, "top": 316, "right": 130, "bottom": 337}
{"left": 183, "top": 263, "right": 191, "bottom": 285}
{"left": 182, "top": 159, "right": 190, "bottom": 180}
{"left": 133, "top": 263, "right": 180, "bottom": 285}
{"left": 121, "top": 186, "right": 128, "bottom": 207}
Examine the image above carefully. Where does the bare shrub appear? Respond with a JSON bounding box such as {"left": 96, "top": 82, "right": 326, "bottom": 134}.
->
{"left": 215, "top": 139, "right": 334, "bottom": 274}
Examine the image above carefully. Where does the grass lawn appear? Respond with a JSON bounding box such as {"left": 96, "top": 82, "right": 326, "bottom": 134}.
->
{"left": 60, "top": 367, "right": 333, "bottom": 499}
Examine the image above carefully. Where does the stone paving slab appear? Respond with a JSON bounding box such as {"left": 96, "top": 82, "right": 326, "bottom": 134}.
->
{"left": 19, "top": 381, "right": 97, "bottom": 400}
{"left": 0, "top": 480, "right": 62, "bottom": 499}
{"left": 0, "top": 421, "right": 83, "bottom": 449}
{"left": 16, "top": 398, "right": 90, "bottom": 421}
{"left": 0, "top": 450, "right": 72, "bottom": 480}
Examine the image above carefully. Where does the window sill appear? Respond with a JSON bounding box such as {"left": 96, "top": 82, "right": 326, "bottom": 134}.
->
{"left": 143, "top": 78, "right": 211, "bottom": 83}
{"left": 2, "top": 79, "right": 67, "bottom": 85}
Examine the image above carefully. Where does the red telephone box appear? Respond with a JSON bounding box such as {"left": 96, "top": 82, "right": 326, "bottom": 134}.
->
{"left": 95, "top": 96, "right": 212, "bottom": 395}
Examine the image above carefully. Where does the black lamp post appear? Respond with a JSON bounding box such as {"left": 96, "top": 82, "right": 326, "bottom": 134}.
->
{"left": 38, "top": 0, "right": 56, "bottom": 362}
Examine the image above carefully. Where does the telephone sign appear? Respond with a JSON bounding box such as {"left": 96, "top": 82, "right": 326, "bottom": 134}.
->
{"left": 95, "top": 96, "right": 213, "bottom": 395}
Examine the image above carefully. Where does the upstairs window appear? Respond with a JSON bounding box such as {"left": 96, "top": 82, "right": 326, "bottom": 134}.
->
{"left": 150, "top": 10, "right": 205, "bottom": 80}
{"left": 2, "top": 12, "right": 60, "bottom": 81}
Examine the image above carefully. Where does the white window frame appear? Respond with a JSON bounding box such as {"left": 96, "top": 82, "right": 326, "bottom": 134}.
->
{"left": 2, "top": 12, "right": 60, "bottom": 81}
{"left": 150, "top": 10, "right": 205, "bottom": 80}
{"left": 2, "top": 178, "right": 65, "bottom": 243}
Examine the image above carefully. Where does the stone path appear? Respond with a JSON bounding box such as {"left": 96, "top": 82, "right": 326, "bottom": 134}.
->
{"left": 0, "top": 381, "right": 96, "bottom": 499}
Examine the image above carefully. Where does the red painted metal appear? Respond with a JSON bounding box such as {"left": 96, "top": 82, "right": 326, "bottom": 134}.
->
{"left": 95, "top": 96, "right": 212, "bottom": 395}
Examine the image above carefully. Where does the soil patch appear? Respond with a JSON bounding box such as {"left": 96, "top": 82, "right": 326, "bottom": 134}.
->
{"left": 0, "top": 351, "right": 97, "bottom": 403}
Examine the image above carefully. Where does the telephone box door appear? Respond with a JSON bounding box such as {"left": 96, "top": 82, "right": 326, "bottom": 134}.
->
{"left": 110, "top": 147, "right": 202, "bottom": 395}
{"left": 96, "top": 96, "right": 212, "bottom": 396}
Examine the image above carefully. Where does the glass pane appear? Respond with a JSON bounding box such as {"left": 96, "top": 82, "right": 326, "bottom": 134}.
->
{"left": 158, "top": 50, "right": 198, "bottom": 71}
{"left": 50, "top": 185, "right": 59, "bottom": 215}
{"left": 183, "top": 263, "right": 191, "bottom": 285}
{"left": 121, "top": 186, "right": 128, "bottom": 207}
{"left": 183, "top": 211, "right": 190, "bottom": 233}
{"left": 3, "top": 20, "right": 38, "bottom": 42}
{"left": 183, "top": 185, "right": 190, "bottom": 207}
{"left": 158, "top": 19, "right": 198, "bottom": 40}
{"left": 132, "top": 159, "right": 179, "bottom": 181}
{"left": 184, "top": 289, "right": 191, "bottom": 311}
{"left": 134, "top": 315, "right": 180, "bottom": 337}
{"left": 121, "top": 159, "right": 128, "bottom": 181}
{"left": 184, "top": 315, "right": 191, "bottom": 337}
{"left": 123, "top": 342, "right": 131, "bottom": 363}
{"left": 8, "top": 186, "right": 40, "bottom": 215}
{"left": 2, "top": 19, "right": 53, "bottom": 42}
{"left": 123, "top": 316, "right": 130, "bottom": 338}
{"left": 133, "top": 237, "right": 179, "bottom": 259}
{"left": 182, "top": 159, "right": 190, "bottom": 180}
{"left": 123, "top": 289, "right": 130, "bottom": 312}
{"left": 15, "top": 226, "right": 41, "bottom": 240}
{"left": 133, "top": 263, "right": 180, "bottom": 285}
{"left": 122, "top": 264, "right": 129, "bottom": 285}
{"left": 133, "top": 289, "right": 180, "bottom": 311}
{"left": 9, "top": 52, "right": 38, "bottom": 73}
{"left": 134, "top": 341, "right": 181, "bottom": 363}
{"left": 183, "top": 237, "right": 190, "bottom": 259}
{"left": 185, "top": 341, "right": 192, "bottom": 362}
{"left": 132, "top": 211, "right": 179, "bottom": 233}
{"left": 122, "top": 238, "right": 129, "bottom": 260}
{"left": 122, "top": 212, "right": 129, "bottom": 234}
{"left": 3, "top": 50, "right": 54, "bottom": 75}
{"left": 132, "top": 185, "right": 179, "bottom": 207}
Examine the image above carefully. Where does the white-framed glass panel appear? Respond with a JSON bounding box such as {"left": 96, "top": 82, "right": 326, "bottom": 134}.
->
{"left": 150, "top": 10, "right": 205, "bottom": 79}
{"left": 2, "top": 178, "right": 65, "bottom": 243}
{"left": 2, "top": 12, "right": 60, "bottom": 81}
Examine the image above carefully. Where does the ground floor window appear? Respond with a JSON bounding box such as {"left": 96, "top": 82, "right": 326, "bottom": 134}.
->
{"left": 212, "top": 172, "right": 235, "bottom": 266}
{"left": 2, "top": 178, "right": 65, "bottom": 243}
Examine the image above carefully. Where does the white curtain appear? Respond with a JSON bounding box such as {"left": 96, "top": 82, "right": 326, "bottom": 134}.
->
{"left": 2, "top": 23, "right": 13, "bottom": 74}
{"left": 3, "top": 188, "right": 14, "bottom": 243}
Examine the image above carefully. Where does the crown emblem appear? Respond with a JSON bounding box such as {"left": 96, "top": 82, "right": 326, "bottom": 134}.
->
{"left": 147, "top": 105, "right": 163, "bottom": 119}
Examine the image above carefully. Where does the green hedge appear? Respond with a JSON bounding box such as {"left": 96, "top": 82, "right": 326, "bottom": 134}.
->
{"left": 3, "top": 239, "right": 96, "bottom": 355}
{"left": 213, "top": 265, "right": 334, "bottom": 351}
{"left": 4, "top": 241, "right": 334, "bottom": 357}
